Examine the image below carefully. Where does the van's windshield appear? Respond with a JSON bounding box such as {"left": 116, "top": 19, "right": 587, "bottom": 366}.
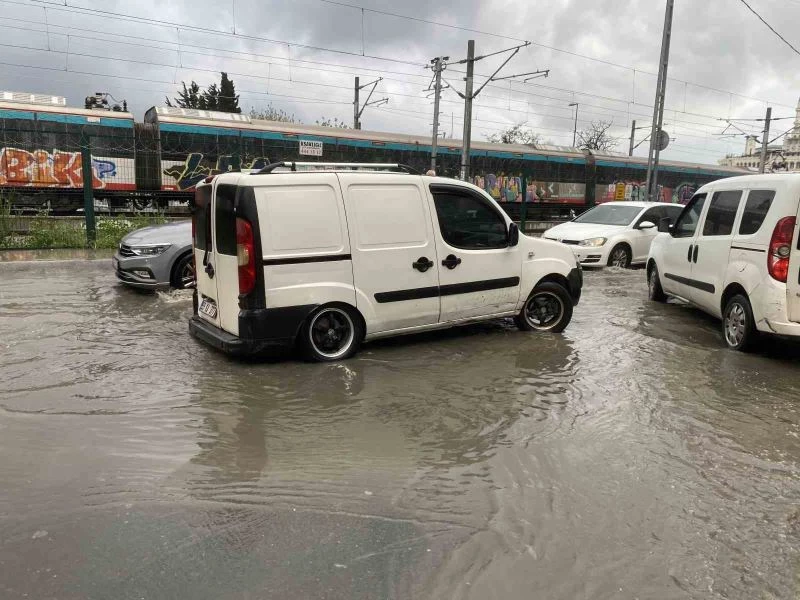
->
{"left": 574, "top": 204, "right": 642, "bottom": 226}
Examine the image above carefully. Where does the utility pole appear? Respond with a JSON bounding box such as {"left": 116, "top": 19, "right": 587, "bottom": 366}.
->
{"left": 629, "top": 120, "right": 636, "bottom": 156}
{"left": 760, "top": 106, "right": 772, "bottom": 173}
{"left": 429, "top": 56, "right": 448, "bottom": 173}
{"left": 447, "top": 39, "right": 533, "bottom": 180}
{"left": 569, "top": 102, "right": 579, "bottom": 147}
{"left": 353, "top": 76, "right": 359, "bottom": 130}
{"left": 460, "top": 40, "right": 475, "bottom": 181}
{"left": 645, "top": 0, "right": 674, "bottom": 202}
{"left": 353, "top": 77, "right": 387, "bottom": 130}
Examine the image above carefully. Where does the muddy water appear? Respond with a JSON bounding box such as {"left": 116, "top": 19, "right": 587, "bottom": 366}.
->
{"left": 2, "top": 261, "right": 800, "bottom": 599}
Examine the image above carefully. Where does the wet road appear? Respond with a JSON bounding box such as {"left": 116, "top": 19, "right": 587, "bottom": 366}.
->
{"left": 2, "top": 261, "right": 800, "bottom": 599}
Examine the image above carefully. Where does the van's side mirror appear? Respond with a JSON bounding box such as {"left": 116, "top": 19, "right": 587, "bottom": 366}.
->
{"left": 637, "top": 221, "right": 656, "bottom": 230}
{"left": 658, "top": 217, "right": 673, "bottom": 234}
{"left": 508, "top": 222, "right": 520, "bottom": 247}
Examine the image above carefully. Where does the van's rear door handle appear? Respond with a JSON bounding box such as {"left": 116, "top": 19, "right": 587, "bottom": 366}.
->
{"left": 442, "top": 254, "right": 462, "bottom": 270}
{"left": 412, "top": 257, "right": 434, "bottom": 272}
{"left": 204, "top": 262, "right": 215, "bottom": 278}
{"left": 693, "top": 245, "right": 699, "bottom": 263}
{"left": 687, "top": 245, "right": 693, "bottom": 262}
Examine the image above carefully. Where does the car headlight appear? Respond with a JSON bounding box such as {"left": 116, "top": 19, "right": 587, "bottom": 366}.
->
{"left": 578, "top": 237, "right": 607, "bottom": 247}
{"left": 130, "top": 244, "right": 171, "bottom": 256}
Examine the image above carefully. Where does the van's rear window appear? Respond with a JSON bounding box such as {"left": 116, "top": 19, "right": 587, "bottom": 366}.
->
{"left": 193, "top": 186, "right": 211, "bottom": 249}
{"left": 215, "top": 184, "right": 238, "bottom": 256}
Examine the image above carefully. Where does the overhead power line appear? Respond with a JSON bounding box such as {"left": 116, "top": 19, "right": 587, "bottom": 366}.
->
{"left": 737, "top": 0, "right": 800, "bottom": 56}
{"left": 13, "top": 0, "right": 797, "bottom": 110}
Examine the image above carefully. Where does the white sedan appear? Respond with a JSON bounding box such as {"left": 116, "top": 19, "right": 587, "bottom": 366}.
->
{"left": 543, "top": 201, "right": 684, "bottom": 268}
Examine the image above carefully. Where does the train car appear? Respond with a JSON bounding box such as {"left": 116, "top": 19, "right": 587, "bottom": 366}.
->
{"left": 0, "top": 91, "right": 136, "bottom": 212}
{"left": 143, "top": 106, "right": 747, "bottom": 217}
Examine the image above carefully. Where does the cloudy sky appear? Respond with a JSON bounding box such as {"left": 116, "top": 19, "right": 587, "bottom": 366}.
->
{"left": 1, "top": 0, "right": 799, "bottom": 164}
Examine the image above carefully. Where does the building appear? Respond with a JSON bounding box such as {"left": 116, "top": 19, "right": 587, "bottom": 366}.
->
{"left": 719, "top": 98, "right": 800, "bottom": 172}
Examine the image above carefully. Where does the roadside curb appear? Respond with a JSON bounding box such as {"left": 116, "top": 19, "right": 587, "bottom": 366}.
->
{"left": 0, "top": 249, "right": 115, "bottom": 263}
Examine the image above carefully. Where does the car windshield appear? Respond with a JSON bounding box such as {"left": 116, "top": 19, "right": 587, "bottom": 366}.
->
{"left": 573, "top": 204, "right": 642, "bottom": 226}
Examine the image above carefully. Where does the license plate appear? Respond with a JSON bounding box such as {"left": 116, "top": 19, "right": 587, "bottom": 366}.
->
{"left": 199, "top": 298, "right": 218, "bottom": 319}
{"left": 112, "top": 257, "right": 119, "bottom": 270}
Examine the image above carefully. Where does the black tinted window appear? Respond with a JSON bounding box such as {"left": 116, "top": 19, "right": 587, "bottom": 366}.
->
{"left": 664, "top": 205, "right": 684, "bottom": 221}
{"left": 432, "top": 190, "right": 508, "bottom": 249}
{"left": 636, "top": 207, "right": 663, "bottom": 226}
{"left": 675, "top": 194, "right": 706, "bottom": 238}
{"left": 739, "top": 190, "right": 774, "bottom": 235}
{"left": 215, "top": 184, "right": 238, "bottom": 255}
{"left": 193, "top": 185, "right": 211, "bottom": 249}
{"left": 702, "top": 190, "right": 742, "bottom": 236}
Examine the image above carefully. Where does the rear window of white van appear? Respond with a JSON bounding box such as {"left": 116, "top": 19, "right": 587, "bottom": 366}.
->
{"left": 738, "top": 190, "right": 775, "bottom": 236}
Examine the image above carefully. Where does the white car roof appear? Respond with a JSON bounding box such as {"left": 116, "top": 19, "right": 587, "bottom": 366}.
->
{"left": 594, "top": 201, "right": 665, "bottom": 208}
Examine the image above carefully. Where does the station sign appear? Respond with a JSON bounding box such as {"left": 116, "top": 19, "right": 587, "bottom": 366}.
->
{"left": 299, "top": 140, "right": 323, "bottom": 157}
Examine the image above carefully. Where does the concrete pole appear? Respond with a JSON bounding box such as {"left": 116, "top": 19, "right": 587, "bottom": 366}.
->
{"left": 460, "top": 40, "right": 475, "bottom": 181}
{"left": 629, "top": 120, "right": 636, "bottom": 156}
{"left": 645, "top": 0, "right": 674, "bottom": 202}
{"left": 760, "top": 106, "right": 772, "bottom": 173}
{"left": 353, "top": 76, "right": 360, "bottom": 130}
{"left": 431, "top": 57, "right": 442, "bottom": 173}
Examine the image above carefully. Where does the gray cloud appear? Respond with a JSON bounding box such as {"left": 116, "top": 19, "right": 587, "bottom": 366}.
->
{"left": 0, "top": 0, "right": 798, "bottom": 164}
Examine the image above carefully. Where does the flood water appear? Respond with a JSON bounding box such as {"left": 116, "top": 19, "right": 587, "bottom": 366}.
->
{"left": 2, "top": 260, "right": 800, "bottom": 599}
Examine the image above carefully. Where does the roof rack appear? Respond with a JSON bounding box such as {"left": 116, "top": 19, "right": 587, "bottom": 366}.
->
{"left": 254, "top": 162, "right": 420, "bottom": 175}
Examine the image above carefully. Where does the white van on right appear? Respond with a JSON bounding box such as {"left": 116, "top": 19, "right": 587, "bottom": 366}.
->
{"left": 647, "top": 174, "right": 800, "bottom": 351}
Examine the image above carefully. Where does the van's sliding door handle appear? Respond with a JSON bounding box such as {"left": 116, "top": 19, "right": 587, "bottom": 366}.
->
{"left": 687, "top": 245, "right": 693, "bottom": 262}
{"left": 412, "top": 257, "right": 434, "bottom": 272}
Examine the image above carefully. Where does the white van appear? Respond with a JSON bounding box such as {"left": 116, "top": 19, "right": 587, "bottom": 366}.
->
{"left": 647, "top": 173, "right": 800, "bottom": 350}
{"left": 188, "top": 163, "right": 582, "bottom": 361}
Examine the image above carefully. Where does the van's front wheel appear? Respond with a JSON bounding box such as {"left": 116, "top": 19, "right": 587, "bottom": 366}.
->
{"left": 302, "top": 305, "right": 363, "bottom": 362}
{"left": 515, "top": 282, "right": 573, "bottom": 333}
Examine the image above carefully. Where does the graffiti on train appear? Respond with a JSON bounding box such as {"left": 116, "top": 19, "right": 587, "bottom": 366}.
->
{"left": 599, "top": 181, "right": 697, "bottom": 204}
{"left": 0, "top": 148, "right": 125, "bottom": 188}
{"left": 473, "top": 173, "right": 586, "bottom": 203}
{"left": 163, "top": 153, "right": 271, "bottom": 190}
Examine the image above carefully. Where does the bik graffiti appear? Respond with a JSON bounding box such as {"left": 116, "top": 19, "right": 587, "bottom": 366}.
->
{"left": 0, "top": 147, "right": 119, "bottom": 188}
{"left": 163, "top": 153, "right": 271, "bottom": 190}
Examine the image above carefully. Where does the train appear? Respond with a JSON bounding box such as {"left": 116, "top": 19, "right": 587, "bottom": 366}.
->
{"left": 0, "top": 91, "right": 748, "bottom": 215}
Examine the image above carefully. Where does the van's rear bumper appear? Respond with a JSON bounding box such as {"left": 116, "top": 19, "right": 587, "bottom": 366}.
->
{"left": 189, "top": 316, "right": 264, "bottom": 355}
{"left": 189, "top": 304, "right": 318, "bottom": 356}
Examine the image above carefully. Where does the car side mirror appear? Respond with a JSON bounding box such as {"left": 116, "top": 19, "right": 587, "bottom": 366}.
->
{"left": 658, "top": 217, "right": 673, "bottom": 233}
{"left": 508, "top": 222, "right": 520, "bottom": 247}
{"left": 638, "top": 221, "right": 656, "bottom": 230}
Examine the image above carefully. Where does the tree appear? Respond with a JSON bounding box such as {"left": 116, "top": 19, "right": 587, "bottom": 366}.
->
{"left": 165, "top": 73, "right": 240, "bottom": 113}
{"left": 217, "top": 72, "right": 241, "bottom": 113}
{"left": 316, "top": 116, "right": 350, "bottom": 129}
{"left": 250, "top": 104, "right": 298, "bottom": 123}
{"left": 165, "top": 81, "right": 203, "bottom": 109}
{"left": 487, "top": 124, "right": 540, "bottom": 146}
{"left": 577, "top": 120, "right": 619, "bottom": 152}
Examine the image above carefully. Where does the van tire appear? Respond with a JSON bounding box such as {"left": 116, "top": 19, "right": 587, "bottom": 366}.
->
{"left": 302, "top": 304, "right": 363, "bottom": 362}
{"left": 170, "top": 252, "right": 195, "bottom": 289}
{"left": 515, "top": 282, "right": 573, "bottom": 333}
{"left": 722, "top": 294, "right": 758, "bottom": 352}
{"left": 648, "top": 264, "right": 667, "bottom": 302}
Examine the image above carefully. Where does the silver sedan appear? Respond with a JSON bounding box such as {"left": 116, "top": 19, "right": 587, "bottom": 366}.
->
{"left": 112, "top": 221, "right": 195, "bottom": 290}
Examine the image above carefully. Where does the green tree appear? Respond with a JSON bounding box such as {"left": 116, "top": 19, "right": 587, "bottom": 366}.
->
{"left": 250, "top": 104, "right": 298, "bottom": 123}
{"left": 165, "top": 81, "right": 203, "bottom": 109}
{"left": 218, "top": 72, "right": 241, "bottom": 113}
{"left": 315, "top": 116, "right": 350, "bottom": 129}
{"left": 166, "top": 73, "right": 240, "bottom": 113}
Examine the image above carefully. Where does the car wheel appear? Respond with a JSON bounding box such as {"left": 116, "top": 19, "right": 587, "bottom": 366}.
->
{"left": 607, "top": 244, "right": 631, "bottom": 268}
{"left": 170, "top": 252, "right": 196, "bottom": 289}
{"left": 722, "top": 294, "right": 758, "bottom": 351}
{"left": 515, "top": 282, "right": 574, "bottom": 333}
{"left": 302, "top": 305, "right": 363, "bottom": 362}
{"left": 648, "top": 264, "right": 667, "bottom": 302}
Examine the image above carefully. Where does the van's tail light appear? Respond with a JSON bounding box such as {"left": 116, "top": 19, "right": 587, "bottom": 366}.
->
{"left": 236, "top": 217, "right": 256, "bottom": 295}
{"left": 768, "top": 216, "right": 795, "bottom": 283}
